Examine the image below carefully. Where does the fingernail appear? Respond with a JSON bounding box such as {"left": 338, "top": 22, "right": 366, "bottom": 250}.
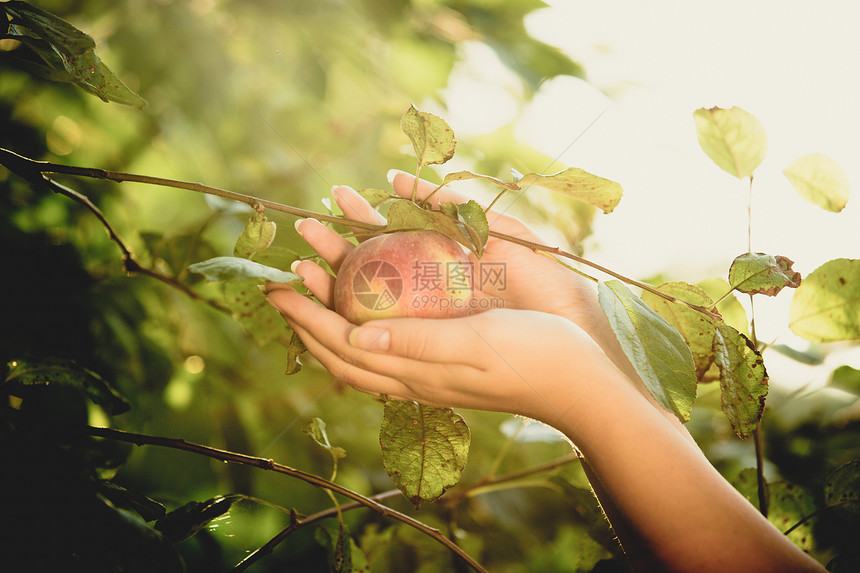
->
{"left": 386, "top": 169, "right": 401, "bottom": 185}
{"left": 290, "top": 260, "right": 302, "bottom": 274}
{"left": 294, "top": 218, "right": 306, "bottom": 236}
{"left": 331, "top": 185, "right": 347, "bottom": 201}
{"left": 349, "top": 326, "right": 390, "bottom": 352}
{"left": 258, "top": 283, "right": 270, "bottom": 295}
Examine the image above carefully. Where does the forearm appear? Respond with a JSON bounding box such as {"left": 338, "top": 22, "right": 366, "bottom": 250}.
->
{"left": 545, "top": 361, "right": 825, "bottom": 573}
{"left": 559, "top": 286, "right": 697, "bottom": 443}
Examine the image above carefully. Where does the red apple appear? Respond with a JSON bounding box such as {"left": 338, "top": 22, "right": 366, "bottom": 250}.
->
{"left": 334, "top": 231, "right": 474, "bottom": 324}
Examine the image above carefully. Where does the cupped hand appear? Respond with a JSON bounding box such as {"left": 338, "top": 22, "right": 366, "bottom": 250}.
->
{"left": 278, "top": 170, "right": 687, "bottom": 431}
{"left": 265, "top": 284, "right": 616, "bottom": 430}
{"left": 292, "top": 170, "right": 604, "bottom": 332}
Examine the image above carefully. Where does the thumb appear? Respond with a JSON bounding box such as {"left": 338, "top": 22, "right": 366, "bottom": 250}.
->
{"left": 348, "top": 316, "right": 482, "bottom": 364}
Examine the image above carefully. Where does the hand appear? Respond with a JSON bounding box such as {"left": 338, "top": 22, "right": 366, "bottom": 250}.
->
{"left": 297, "top": 171, "right": 598, "bottom": 316}
{"left": 289, "top": 171, "right": 678, "bottom": 424}
{"left": 265, "top": 284, "right": 614, "bottom": 431}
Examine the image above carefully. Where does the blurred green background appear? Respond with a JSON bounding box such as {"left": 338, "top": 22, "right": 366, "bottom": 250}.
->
{"left": 1, "top": 1, "right": 858, "bottom": 571}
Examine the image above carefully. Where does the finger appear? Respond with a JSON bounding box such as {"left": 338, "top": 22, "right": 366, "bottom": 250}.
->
{"left": 290, "top": 259, "right": 335, "bottom": 308}
{"left": 331, "top": 185, "right": 386, "bottom": 233}
{"left": 387, "top": 169, "right": 469, "bottom": 208}
{"left": 266, "top": 287, "right": 420, "bottom": 396}
{"left": 295, "top": 218, "right": 354, "bottom": 272}
{"left": 348, "top": 313, "right": 497, "bottom": 367}
{"left": 266, "top": 286, "right": 463, "bottom": 385}
{"left": 288, "top": 319, "right": 412, "bottom": 398}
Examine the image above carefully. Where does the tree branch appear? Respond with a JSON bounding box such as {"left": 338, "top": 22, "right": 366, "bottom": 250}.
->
{"left": 1, "top": 147, "right": 718, "bottom": 319}
{"left": 86, "top": 426, "right": 487, "bottom": 573}
{"left": 0, "top": 147, "right": 378, "bottom": 231}
{"left": 239, "top": 451, "right": 582, "bottom": 570}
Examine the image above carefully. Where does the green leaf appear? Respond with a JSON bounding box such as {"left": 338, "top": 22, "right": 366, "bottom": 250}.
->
{"left": 784, "top": 153, "right": 850, "bottom": 213}
{"left": 441, "top": 170, "right": 520, "bottom": 191}
{"left": 64, "top": 50, "right": 148, "bottom": 108}
{"left": 825, "top": 460, "right": 860, "bottom": 515}
{"left": 2, "top": 34, "right": 82, "bottom": 82}
{"left": 830, "top": 365, "right": 860, "bottom": 396}
{"left": 384, "top": 199, "right": 482, "bottom": 256}
{"left": 285, "top": 329, "right": 306, "bottom": 375}
{"left": 712, "top": 323, "right": 768, "bottom": 438}
{"left": 728, "top": 252, "right": 802, "bottom": 296}
{"left": 693, "top": 106, "right": 767, "bottom": 178}
{"left": 250, "top": 245, "right": 300, "bottom": 270}
{"left": 732, "top": 469, "right": 815, "bottom": 551}
{"left": 439, "top": 199, "right": 489, "bottom": 258}
{"left": 155, "top": 495, "right": 244, "bottom": 543}
{"left": 4, "top": 2, "right": 146, "bottom": 108}
{"left": 597, "top": 281, "right": 697, "bottom": 422}
{"left": 400, "top": 104, "right": 456, "bottom": 169}
{"left": 357, "top": 188, "right": 395, "bottom": 208}
{"left": 789, "top": 258, "right": 860, "bottom": 342}
{"left": 97, "top": 481, "right": 167, "bottom": 523}
{"left": 641, "top": 282, "right": 717, "bottom": 381}
{"left": 191, "top": 247, "right": 299, "bottom": 347}
{"left": 5, "top": 357, "right": 130, "bottom": 415}
{"left": 306, "top": 417, "right": 347, "bottom": 460}
{"left": 379, "top": 400, "right": 470, "bottom": 508}
{"left": 315, "top": 523, "right": 369, "bottom": 573}
{"left": 223, "top": 279, "right": 291, "bottom": 346}
{"left": 233, "top": 211, "right": 277, "bottom": 259}
{"left": 188, "top": 256, "right": 301, "bottom": 283}
{"left": 518, "top": 167, "right": 623, "bottom": 214}
{"left": 4, "top": 2, "right": 95, "bottom": 55}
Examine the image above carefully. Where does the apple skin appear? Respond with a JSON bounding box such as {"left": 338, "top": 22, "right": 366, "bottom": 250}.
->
{"left": 334, "top": 231, "right": 474, "bottom": 324}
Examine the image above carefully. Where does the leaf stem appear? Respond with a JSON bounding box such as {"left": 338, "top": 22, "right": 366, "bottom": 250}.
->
{"left": 484, "top": 189, "right": 508, "bottom": 213}
{"left": 747, "top": 175, "right": 754, "bottom": 253}
{"left": 747, "top": 292, "right": 769, "bottom": 518}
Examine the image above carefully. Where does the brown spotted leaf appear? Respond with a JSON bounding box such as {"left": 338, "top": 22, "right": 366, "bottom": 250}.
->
{"left": 790, "top": 258, "right": 860, "bottom": 342}
{"left": 712, "top": 323, "right": 768, "bottom": 438}
{"left": 731, "top": 470, "right": 815, "bottom": 551}
{"left": 728, "top": 252, "right": 802, "bottom": 297}
{"left": 641, "top": 282, "right": 718, "bottom": 381}
{"left": 379, "top": 400, "right": 470, "bottom": 508}
{"left": 518, "top": 168, "right": 623, "bottom": 214}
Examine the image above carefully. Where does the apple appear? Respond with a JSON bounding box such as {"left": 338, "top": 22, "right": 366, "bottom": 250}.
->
{"left": 334, "top": 230, "right": 474, "bottom": 324}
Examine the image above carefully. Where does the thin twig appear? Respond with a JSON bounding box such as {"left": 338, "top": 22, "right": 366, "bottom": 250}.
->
{"left": 444, "top": 452, "right": 582, "bottom": 505}
{"left": 86, "top": 426, "right": 487, "bottom": 573}
{"left": 33, "top": 171, "right": 230, "bottom": 313}
{"left": 234, "top": 489, "right": 404, "bottom": 571}
{"left": 783, "top": 499, "right": 858, "bottom": 536}
{"left": 488, "top": 229, "right": 722, "bottom": 320}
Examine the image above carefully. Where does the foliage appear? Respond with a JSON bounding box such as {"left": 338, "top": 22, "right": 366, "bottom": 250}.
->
{"left": 2, "top": 2, "right": 860, "bottom": 572}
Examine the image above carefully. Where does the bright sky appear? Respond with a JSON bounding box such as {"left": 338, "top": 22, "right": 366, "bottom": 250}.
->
{"left": 434, "top": 0, "right": 860, "bottom": 385}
